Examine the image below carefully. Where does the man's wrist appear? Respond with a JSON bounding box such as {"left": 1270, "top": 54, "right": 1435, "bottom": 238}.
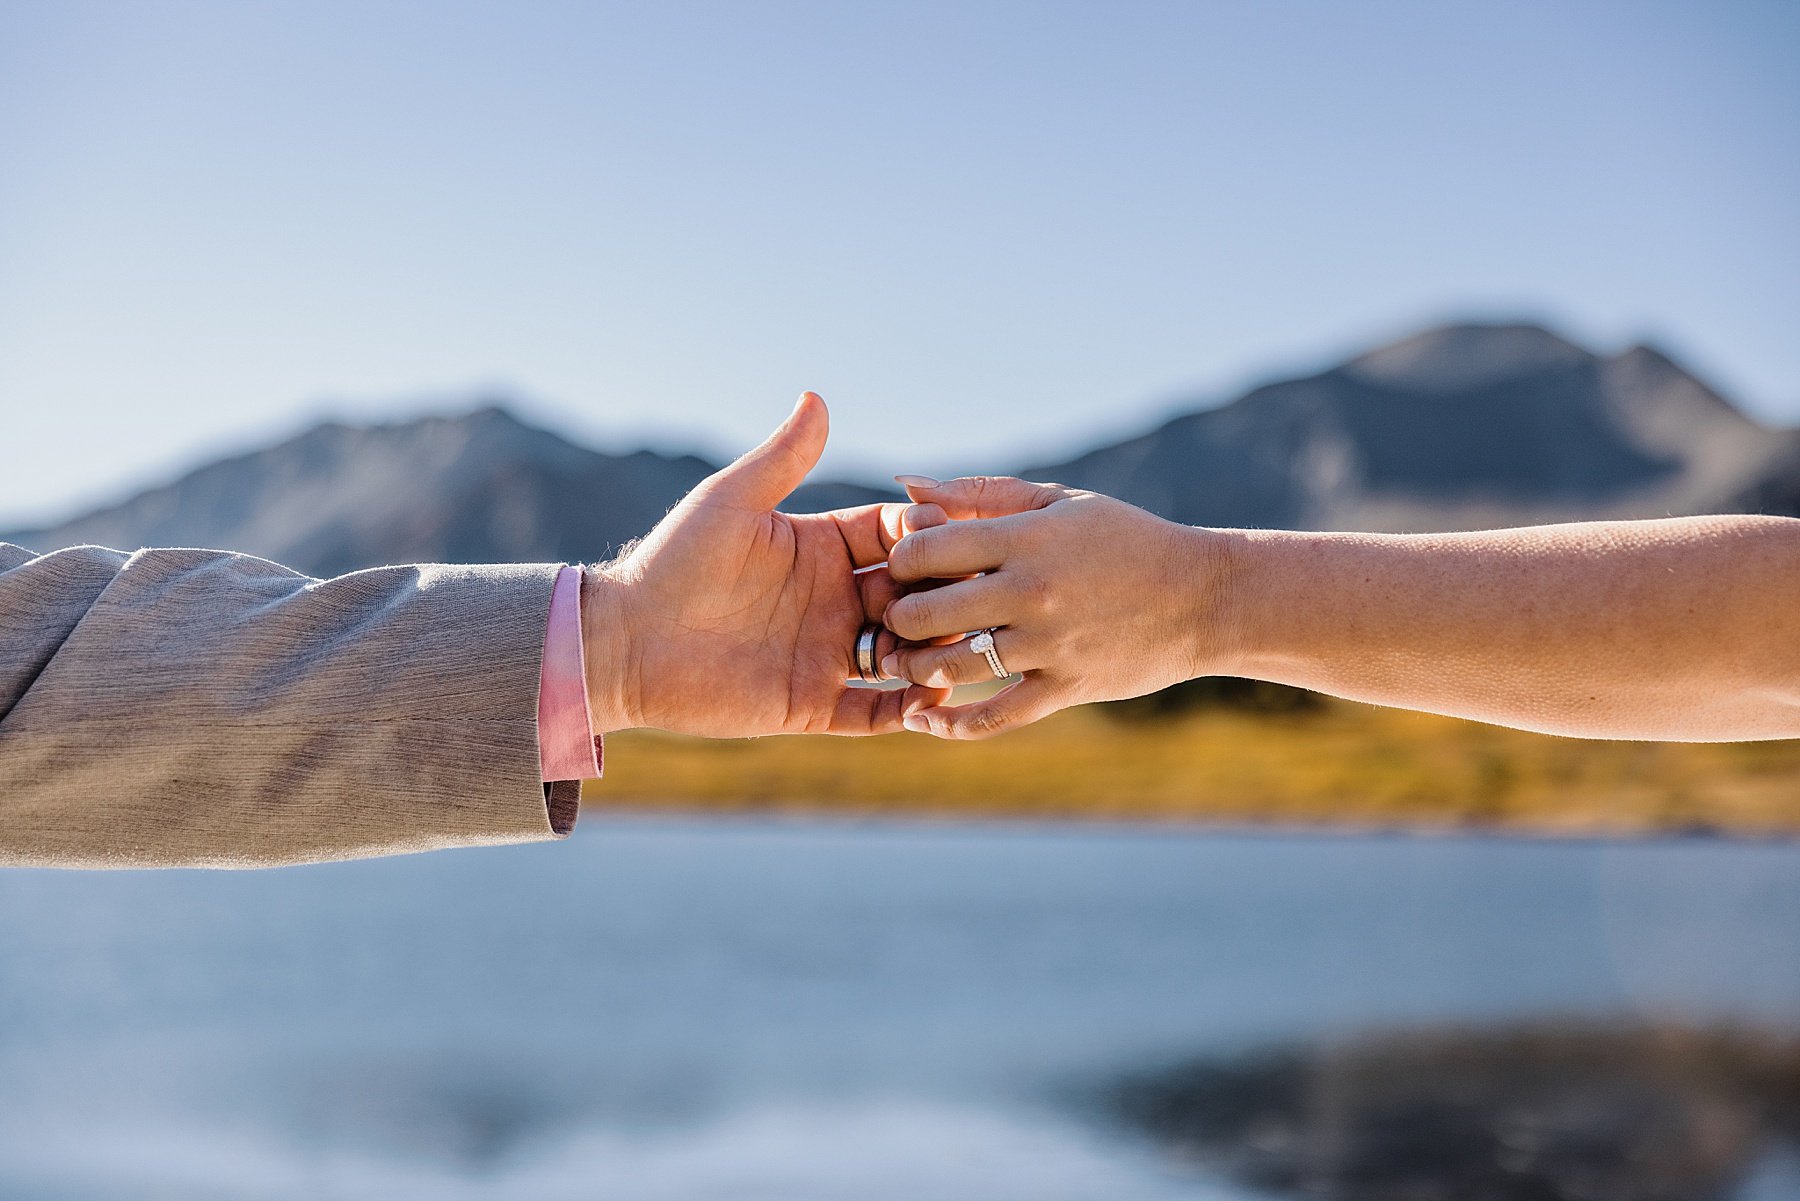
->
{"left": 580, "top": 566, "right": 644, "bottom": 735}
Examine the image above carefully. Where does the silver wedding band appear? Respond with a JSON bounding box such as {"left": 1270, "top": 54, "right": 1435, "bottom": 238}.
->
{"left": 969, "top": 629, "right": 1009, "bottom": 679}
{"left": 855, "top": 624, "right": 885, "bottom": 683}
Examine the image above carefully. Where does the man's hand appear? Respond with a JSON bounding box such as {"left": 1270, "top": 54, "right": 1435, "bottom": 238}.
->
{"left": 580, "top": 393, "right": 952, "bottom": 738}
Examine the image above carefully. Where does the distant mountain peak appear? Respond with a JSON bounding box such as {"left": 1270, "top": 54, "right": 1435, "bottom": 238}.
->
{"left": 1027, "top": 318, "right": 1796, "bottom": 533}
{"left": 454, "top": 401, "right": 535, "bottom": 429}
{"left": 7, "top": 319, "right": 1794, "bottom": 572}
{"left": 1344, "top": 321, "right": 1593, "bottom": 393}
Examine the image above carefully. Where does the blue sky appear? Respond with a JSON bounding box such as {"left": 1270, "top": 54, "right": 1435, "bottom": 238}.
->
{"left": 2, "top": 0, "right": 1796, "bottom": 523}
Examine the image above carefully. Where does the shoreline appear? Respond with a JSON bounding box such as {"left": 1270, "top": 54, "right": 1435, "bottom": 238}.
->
{"left": 584, "top": 699, "right": 1800, "bottom": 841}
{"left": 577, "top": 800, "right": 1800, "bottom": 849}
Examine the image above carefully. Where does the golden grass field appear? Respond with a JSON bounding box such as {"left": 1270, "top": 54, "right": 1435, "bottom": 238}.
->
{"left": 587, "top": 693, "right": 1800, "bottom": 837}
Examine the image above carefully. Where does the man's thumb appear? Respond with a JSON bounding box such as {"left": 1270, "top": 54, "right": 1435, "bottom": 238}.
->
{"left": 698, "top": 392, "right": 829, "bottom": 510}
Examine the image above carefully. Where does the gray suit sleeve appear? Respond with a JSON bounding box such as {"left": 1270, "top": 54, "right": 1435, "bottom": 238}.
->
{"left": 0, "top": 542, "right": 571, "bottom": 869}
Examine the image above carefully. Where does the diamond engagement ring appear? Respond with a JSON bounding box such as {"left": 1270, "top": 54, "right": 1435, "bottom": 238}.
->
{"left": 969, "top": 629, "right": 1009, "bottom": 679}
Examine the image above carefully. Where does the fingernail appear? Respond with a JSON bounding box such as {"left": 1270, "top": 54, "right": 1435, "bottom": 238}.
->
{"left": 880, "top": 654, "right": 899, "bottom": 679}
{"left": 903, "top": 713, "right": 930, "bottom": 734}
{"left": 894, "top": 474, "right": 940, "bottom": 489}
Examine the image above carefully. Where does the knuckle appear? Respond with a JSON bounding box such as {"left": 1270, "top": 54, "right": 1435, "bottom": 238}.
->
{"left": 887, "top": 536, "right": 922, "bottom": 579}
{"left": 968, "top": 476, "right": 1006, "bottom": 515}
{"left": 1015, "top": 573, "right": 1053, "bottom": 611}
{"left": 955, "top": 521, "right": 990, "bottom": 555}
{"left": 962, "top": 705, "right": 1011, "bottom": 738}
{"left": 920, "top": 650, "right": 960, "bottom": 688}
{"left": 888, "top": 594, "right": 934, "bottom": 640}
{"left": 893, "top": 648, "right": 932, "bottom": 684}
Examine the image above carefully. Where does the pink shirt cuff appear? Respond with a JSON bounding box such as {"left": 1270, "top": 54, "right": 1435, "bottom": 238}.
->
{"left": 538, "top": 565, "right": 603, "bottom": 783}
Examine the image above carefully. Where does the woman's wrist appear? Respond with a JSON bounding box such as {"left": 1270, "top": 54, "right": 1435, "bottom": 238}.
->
{"left": 579, "top": 566, "right": 645, "bottom": 735}
{"left": 1167, "top": 523, "right": 1253, "bottom": 682}
{"left": 1210, "top": 527, "right": 1378, "bottom": 690}
{"left": 1180, "top": 525, "right": 1308, "bottom": 683}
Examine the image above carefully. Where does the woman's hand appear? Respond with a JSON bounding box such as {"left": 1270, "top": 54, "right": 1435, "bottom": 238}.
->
{"left": 887, "top": 479, "right": 1800, "bottom": 743}
{"left": 881, "top": 476, "right": 1233, "bottom": 739}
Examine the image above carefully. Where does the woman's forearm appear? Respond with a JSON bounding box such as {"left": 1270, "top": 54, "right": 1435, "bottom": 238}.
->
{"left": 885, "top": 476, "right": 1800, "bottom": 742}
{"left": 1211, "top": 516, "right": 1800, "bottom": 741}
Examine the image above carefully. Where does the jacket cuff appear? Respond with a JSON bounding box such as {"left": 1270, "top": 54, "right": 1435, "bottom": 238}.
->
{"left": 536, "top": 565, "right": 603, "bottom": 785}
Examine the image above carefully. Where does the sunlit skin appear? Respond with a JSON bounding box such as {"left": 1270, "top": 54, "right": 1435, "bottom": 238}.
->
{"left": 578, "top": 393, "right": 950, "bottom": 738}
{"left": 882, "top": 475, "right": 1800, "bottom": 743}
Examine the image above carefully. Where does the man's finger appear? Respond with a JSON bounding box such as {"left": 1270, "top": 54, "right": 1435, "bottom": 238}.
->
{"left": 832, "top": 500, "right": 948, "bottom": 569}
{"left": 695, "top": 392, "right": 830, "bottom": 511}
{"left": 856, "top": 569, "right": 914, "bottom": 649}
{"left": 894, "top": 475, "right": 1070, "bottom": 520}
{"left": 901, "top": 677, "right": 1068, "bottom": 740}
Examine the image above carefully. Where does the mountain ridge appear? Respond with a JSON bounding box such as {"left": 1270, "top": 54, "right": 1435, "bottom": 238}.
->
{"left": 1023, "top": 323, "right": 1799, "bottom": 532}
{"left": 7, "top": 321, "right": 1797, "bottom": 575}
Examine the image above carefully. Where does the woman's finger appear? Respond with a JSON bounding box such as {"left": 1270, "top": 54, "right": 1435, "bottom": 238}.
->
{"left": 901, "top": 676, "right": 1070, "bottom": 740}
{"left": 884, "top": 627, "right": 1034, "bottom": 689}
{"left": 853, "top": 500, "right": 954, "bottom": 641}
{"left": 895, "top": 475, "right": 1071, "bottom": 520}
{"left": 856, "top": 566, "right": 966, "bottom": 660}
{"left": 887, "top": 520, "right": 1011, "bottom": 583}
{"left": 828, "top": 679, "right": 954, "bottom": 735}
{"left": 884, "top": 573, "right": 1017, "bottom": 643}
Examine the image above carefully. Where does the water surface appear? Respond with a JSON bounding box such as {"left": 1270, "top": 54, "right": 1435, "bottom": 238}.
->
{"left": 1, "top": 818, "right": 1796, "bottom": 1199}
